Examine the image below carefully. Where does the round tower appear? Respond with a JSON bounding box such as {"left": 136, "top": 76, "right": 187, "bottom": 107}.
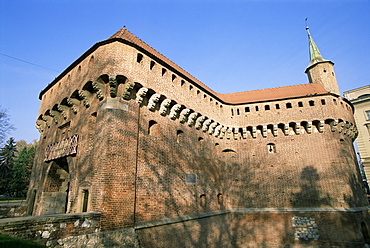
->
{"left": 304, "top": 27, "right": 340, "bottom": 95}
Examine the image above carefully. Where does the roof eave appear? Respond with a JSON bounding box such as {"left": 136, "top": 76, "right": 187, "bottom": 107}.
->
{"left": 39, "top": 37, "right": 220, "bottom": 101}
{"left": 305, "top": 60, "right": 334, "bottom": 73}
{"left": 38, "top": 39, "right": 116, "bottom": 100}
{"left": 225, "top": 92, "right": 340, "bottom": 105}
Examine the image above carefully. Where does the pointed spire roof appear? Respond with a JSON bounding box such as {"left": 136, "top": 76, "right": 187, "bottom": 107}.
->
{"left": 305, "top": 27, "right": 333, "bottom": 71}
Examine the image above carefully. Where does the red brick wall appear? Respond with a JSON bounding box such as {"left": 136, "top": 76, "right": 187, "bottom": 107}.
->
{"left": 136, "top": 210, "right": 370, "bottom": 247}
{"left": 27, "top": 37, "right": 369, "bottom": 245}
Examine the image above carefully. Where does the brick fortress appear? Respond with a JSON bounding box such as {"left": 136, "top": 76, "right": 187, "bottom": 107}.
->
{"left": 25, "top": 27, "right": 370, "bottom": 246}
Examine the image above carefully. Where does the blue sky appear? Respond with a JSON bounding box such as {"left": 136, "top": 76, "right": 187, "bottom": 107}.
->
{"left": 0, "top": 0, "right": 369, "bottom": 144}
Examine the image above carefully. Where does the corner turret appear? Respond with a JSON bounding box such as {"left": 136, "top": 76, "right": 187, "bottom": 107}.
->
{"left": 304, "top": 27, "right": 340, "bottom": 95}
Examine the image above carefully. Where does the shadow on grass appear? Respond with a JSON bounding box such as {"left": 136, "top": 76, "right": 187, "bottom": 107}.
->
{"left": 0, "top": 233, "right": 45, "bottom": 248}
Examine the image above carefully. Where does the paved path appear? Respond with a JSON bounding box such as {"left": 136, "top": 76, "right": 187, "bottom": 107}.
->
{"left": 0, "top": 200, "right": 26, "bottom": 207}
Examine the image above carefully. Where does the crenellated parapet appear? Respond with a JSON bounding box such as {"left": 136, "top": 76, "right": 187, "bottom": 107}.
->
{"left": 42, "top": 114, "right": 53, "bottom": 128}
{"left": 36, "top": 118, "right": 46, "bottom": 133}
{"left": 179, "top": 109, "right": 191, "bottom": 124}
{"left": 159, "top": 99, "right": 172, "bottom": 116}
{"left": 78, "top": 90, "right": 92, "bottom": 107}
{"left": 208, "top": 122, "right": 218, "bottom": 135}
{"left": 202, "top": 119, "right": 213, "bottom": 132}
{"left": 148, "top": 94, "right": 161, "bottom": 111}
{"left": 328, "top": 119, "right": 357, "bottom": 139}
{"left": 136, "top": 87, "right": 149, "bottom": 104}
{"left": 36, "top": 74, "right": 358, "bottom": 141}
{"left": 169, "top": 104, "right": 182, "bottom": 120}
{"left": 214, "top": 125, "right": 223, "bottom": 137}
{"left": 57, "top": 103, "right": 70, "bottom": 120}
{"left": 92, "top": 81, "right": 106, "bottom": 100}
{"left": 122, "top": 81, "right": 136, "bottom": 100}
{"left": 67, "top": 97, "right": 80, "bottom": 114}
{"left": 187, "top": 113, "right": 198, "bottom": 127}
{"left": 195, "top": 116, "right": 207, "bottom": 130}
{"left": 49, "top": 109, "right": 62, "bottom": 124}
{"left": 109, "top": 77, "right": 118, "bottom": 98}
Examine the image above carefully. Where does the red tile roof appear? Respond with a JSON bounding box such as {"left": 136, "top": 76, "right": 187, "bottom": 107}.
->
{"left": 217, "top": 83, "right": 329, "bottom": 104}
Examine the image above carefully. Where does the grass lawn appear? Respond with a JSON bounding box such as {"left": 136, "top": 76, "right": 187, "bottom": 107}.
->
{"left": 0, "top": 233, "right": 45, "bottom": 248}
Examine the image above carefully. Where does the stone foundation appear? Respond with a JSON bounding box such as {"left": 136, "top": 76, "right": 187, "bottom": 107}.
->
{"left": 2, "top": 208, "right": 369, "bottom": 247}
{"left": 54, "top": 228, "right": 139, "bottom": 248}
{"left": 0, "top": 212, "right": 101, "bottom": 246}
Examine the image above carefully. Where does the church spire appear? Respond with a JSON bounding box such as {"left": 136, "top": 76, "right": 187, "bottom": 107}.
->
{"left": 306, "top": 26, "right": 328, "bottom": 67}
{"left": 304, "top": 26, "right": 340, "bottom": 95}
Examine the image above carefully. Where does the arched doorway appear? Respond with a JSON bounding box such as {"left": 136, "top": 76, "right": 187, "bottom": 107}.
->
{"left": 39, "top": 157, "right": 70, "bottom": 215}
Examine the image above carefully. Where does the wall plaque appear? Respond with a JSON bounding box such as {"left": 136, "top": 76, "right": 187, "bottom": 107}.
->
{"left": 44, "top": 134, "right": 79, "bottom": 162}
{"left": 185, "top": 174, "right": 196, "bottom": 184}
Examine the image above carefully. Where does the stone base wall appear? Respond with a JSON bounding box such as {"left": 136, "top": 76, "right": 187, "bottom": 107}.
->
{"left": 1, "top": 209, "right": 370, "bottom": 247}
{"left": 0, "top": 212, "right": 101, "bottom": 246}
{"left": 55, "top": 228, "right": 139, "bottom": 248}
{"left": 0, "top": 204, "right": 27, "bottom": 218}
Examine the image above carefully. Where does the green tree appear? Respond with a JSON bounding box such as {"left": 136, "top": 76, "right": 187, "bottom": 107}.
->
{"left": 0, "top": 107, "right": 15, "bottom": 145}
{"left": 15, "top": 139, "right": 37, "bottom": 156}
{"left": 0, "top": 137, "right": 17, "bottom": 195}
{"left": 10, "top": 145, "right": 36, "bottom": 197}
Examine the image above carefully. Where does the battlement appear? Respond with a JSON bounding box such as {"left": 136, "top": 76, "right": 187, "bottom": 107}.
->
{"left": 36, "top": 74, "right": 357, "bottom": 142}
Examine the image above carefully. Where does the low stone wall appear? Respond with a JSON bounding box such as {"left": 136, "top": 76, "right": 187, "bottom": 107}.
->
{"left": 0, "top": 208, "right": 369, "bottom": 247}
{"left": 0, "top": 204, "right": 27, "bottom": 218}
{"left": 0, "top": 212, "right": 101, "bottom": 247}
{"left": 55, "top": 228, "right": 139, "bottom": 248}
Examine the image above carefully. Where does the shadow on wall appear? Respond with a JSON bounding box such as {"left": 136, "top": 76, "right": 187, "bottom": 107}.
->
{"left": 133, "top": 101, "right": 234, "bottom": 246}
{"left": 33, "top": 76, "right": 370, "bottom": 246}
{"left": 291, "top": 166, "right": 331, "bottom": 208}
